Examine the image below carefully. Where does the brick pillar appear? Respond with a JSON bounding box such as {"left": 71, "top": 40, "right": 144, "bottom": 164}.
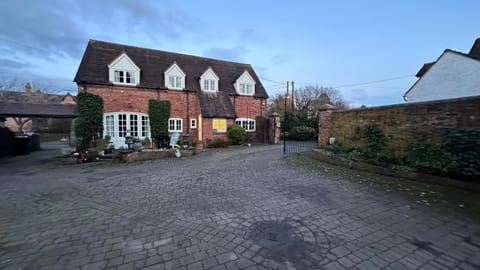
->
{"left": 269, "top": 113, "right": 281, "bottom": 144}
{"left": 318, "top": 108, "right": 335, "bottom": 146}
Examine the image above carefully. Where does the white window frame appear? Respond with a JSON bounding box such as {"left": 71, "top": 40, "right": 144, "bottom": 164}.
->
{"left": 190, "top": 118, "right": 197, "bottom": 129}
{"left": 235, "top": 118, "right": 256, "bottom": 132}
{"left": 168, "top": 118, "right": 183, "bottom": 132}
{"left": 235, "top": 70, "right": 256, "bottom": 96}
{"left": 200, "top": 67, "right": 219, "bottom": 93}
{"left": 103, "top": 112, "right": 151, "bottom": 148}
{"left": 105, "top": 115, "right": 114, "bottom": 137}
{"left": 164, "top": 63, "right": 185, "bottom": 90}
{"left": 108, "top": 53, "right": 140, "bottom": 86}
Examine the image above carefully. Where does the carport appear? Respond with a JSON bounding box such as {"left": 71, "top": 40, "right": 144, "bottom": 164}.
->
{"left": 0, "top": 101, "right": 78, "bottom": 155}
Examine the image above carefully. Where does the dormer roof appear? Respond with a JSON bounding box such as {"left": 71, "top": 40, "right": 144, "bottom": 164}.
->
{"left": 74, "top": 39, "right": 268, "bottom": 98}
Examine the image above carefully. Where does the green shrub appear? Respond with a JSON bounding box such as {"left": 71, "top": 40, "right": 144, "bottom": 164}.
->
{"left": 75, "top": 92, "right": 104, "bottom": 151}
{"left": 361, "top": 124, "right": 384, "bottom": 155}
{"left": 227, "top": 124, "right": 246, "bottom": 145}
{"left": 288, "top": 126, "right": 316, "bottom": 141}
{"left": 406, "top": 142, "right": 452, "bottom": 174}
{"left": 148, "top": 100, "right": 170, "bottom": 146}
{"left": 443, "top": 128, "right": 480, "bottom": 175}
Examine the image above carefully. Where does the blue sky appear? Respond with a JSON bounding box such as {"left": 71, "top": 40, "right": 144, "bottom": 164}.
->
{"left": 0, "top": 0, "right": 479, "bottom": 107}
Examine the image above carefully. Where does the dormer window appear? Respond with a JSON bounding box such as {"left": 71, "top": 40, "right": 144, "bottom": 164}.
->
{"left": 235, "top": 70, "right": 256, "bottom": 96}
{"left": 204, "top": 79, "right": 216, "bottom": 91}
{"left": 200, "top": 67, "right": 219, "bottom": 93}
{"left": 238, "top": 83, "right": 254, "bottom": 95}
{"left": 168, "top": 75, "right": 182, "bottom": 89}
{"left": 108, "top": 53, "right": 140, "bottom": 86}
{"left": 114, "top": 70, "right": 135, "bottom": 84}
{"left": 164, "top": 63, "right": 185, "bottom": 90}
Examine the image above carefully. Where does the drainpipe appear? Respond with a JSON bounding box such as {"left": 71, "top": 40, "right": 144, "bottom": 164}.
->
{"left": 186, "top": 91, "right": 190, "bottom": 133}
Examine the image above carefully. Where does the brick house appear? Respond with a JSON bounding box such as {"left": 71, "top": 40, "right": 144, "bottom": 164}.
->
{"left": 74, "top": 40, "right": 269, "bottom": 148}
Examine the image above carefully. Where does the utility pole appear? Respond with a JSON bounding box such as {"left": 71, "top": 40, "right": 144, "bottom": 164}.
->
{"left": 283, "top": 81, "right": 289, "bottom": 155}
{"left": 291, "top": 81, "right": 295, "bottom": 113}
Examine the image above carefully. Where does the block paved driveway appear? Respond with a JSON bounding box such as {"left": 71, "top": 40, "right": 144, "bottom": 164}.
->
{"left": 0, "top": 144, "right": 479, "bottom": 270}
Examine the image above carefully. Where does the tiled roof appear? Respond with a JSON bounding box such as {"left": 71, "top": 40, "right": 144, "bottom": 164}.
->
{"left": 415, "top": 62, "right": 434, "bottom": 78}
{"left": 0, "top": 101, "right": 77, "bottom": 118}
{"left": 198, "top": 92, "right": 236, "bottom": 118}
{"left": 74, "top": 40, "right": 268, "bottom": 99}
{"left": 0, "top": 90, "right": 74, "bottom": 103}
{"left": 468, "top": 38, "right": 480, "bottom": 60}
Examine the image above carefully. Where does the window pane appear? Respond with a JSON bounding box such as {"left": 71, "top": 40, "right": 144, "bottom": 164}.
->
{"left": 126, "top": 72, "right": 131, "bottom": 83}
{"left": 247, "top": 84, "right": 252, "bottom": 94}
{"left": 220, "top": 119, "right": 225, "bottom": 131}
{"left": 130, "top": 114, "right": 138, "bottom": 137}
{"left": 106, "top": 115, "right": 114, "bottom": 137}
{"left": 176, "top": 76, "right": 181, "bottom": 88}
{"left": 176, "top": 119, "right": 181, "bottom": 131}
{"left": 118, "top": 114, "right": 127, "bottom": 137}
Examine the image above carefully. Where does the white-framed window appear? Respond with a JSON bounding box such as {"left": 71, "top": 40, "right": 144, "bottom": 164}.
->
{"left": 168, "top": 75, "right": 183, "bottom": 89}
{"left": 164, "top": 63, "right": 185, "bottom": 90}
{"left": 130, "top": 114, "right": 138, "bottom": 137}
{"left": 204, "top": 79, "right": 216, "bottom": 91}
{"left": 118, "top": 114, "right": 127, "bottom": 137}
{"left": 235, "top": 118, "right": 256, "bottom": 132}
{"left": 169, "top": 118, "right": 183, "bottom": 132}
{"left": 141, "top": 116, "right": 149, "bottom": 137}
{"left": 238, "top": 83, "right": 254, "bottom": 95}
{"left": 235, "top": 71, "right": 256, "bottom": 96}
{"left": 213, "top": 118, "right": 226, "bottom": 133}
{"left": 103, "top": 112, "right": 150, "bottom": 148}
{"left": 105, "top": 115, "right": 114, "bottom": 137}
{"left": 200, "top": 67, "right": 219, "bottom": 93}
{"left": 108, "top": 53, "right": 140, "bottom": 86}
{"left": 114, "top": 70, "right": 136, "bottom": 84}
{"left": 190, "top": 119, "right": 197, "bottom": 129}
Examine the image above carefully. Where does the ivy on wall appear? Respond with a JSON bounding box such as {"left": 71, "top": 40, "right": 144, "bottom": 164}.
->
{"left": 74, "top": 92, "right": 104, "bottom": 151}
{"left": 148, "top": 99, "right": 171, "bottom": 142}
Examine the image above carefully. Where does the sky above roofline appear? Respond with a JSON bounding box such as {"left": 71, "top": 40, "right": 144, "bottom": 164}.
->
{"left": 1, "top": 0, "right": 479, "bottom": 107}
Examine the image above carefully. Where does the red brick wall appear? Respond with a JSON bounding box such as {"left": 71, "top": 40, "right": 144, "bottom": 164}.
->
{"left": 318, "top": 95, "right": 480, "bottom": 154}
{"left": 201, "top": 118, "right": 234, "bottom": 146}
{"left": 231, "top": 96, "right": 267, "bottom": 119}
{"left": 79, "top": 85, "right": 268, "bottom": 146}
{"left": 79, "top": 85, "right": 201, "bottom": 141}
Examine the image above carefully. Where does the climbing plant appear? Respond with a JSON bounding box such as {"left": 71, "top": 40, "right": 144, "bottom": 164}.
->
{"left": 148, "top": 99, "right": 171, "bottom": 144}
{"left": 361, "top": 124, "right": 384, "bottom": 158}
{"left": 443, "top": 128, "right": 480, "bottom": 175}
{"left": 74, "top": 92, "right": 103, "bottom": 151}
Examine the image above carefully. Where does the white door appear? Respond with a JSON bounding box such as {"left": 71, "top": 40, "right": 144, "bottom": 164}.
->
{"left": 104, "top": 112, "right": 150, "bottom": 149}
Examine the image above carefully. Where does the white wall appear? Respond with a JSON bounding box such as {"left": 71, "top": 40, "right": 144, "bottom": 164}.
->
{"left": 406, "top": 51, "right": 480, "bottom": 102}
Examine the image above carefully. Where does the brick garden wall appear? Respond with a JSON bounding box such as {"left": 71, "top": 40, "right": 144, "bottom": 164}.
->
{"left": 318, "top": 95, "right": 480, "bottom": 155}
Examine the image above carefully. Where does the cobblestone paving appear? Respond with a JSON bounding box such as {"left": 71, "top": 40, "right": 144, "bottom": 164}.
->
{"left": 0, "top": 144, "right": 479, "bottom": 270}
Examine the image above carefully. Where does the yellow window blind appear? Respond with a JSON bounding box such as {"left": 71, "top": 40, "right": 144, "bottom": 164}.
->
{"left": 213, "top": 119, "right": 226, "bottom": 132}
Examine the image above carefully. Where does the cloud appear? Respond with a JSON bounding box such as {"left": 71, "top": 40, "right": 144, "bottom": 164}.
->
{"left": 203, "top": 46, "right": 249, "bottom": 62}
{"left": 0, "top": 58, "right": 32, "bottom": 70}
{"left": 0, "top": 0, "right": 202, "bottom": 60}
